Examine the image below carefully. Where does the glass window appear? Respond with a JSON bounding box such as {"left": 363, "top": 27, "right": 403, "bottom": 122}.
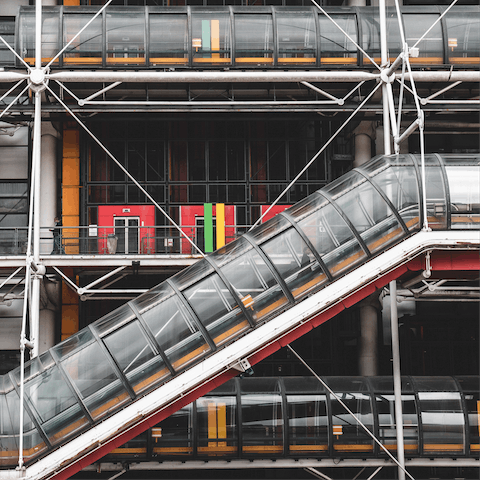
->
{"left": 363, "top": 157, "right": 420, "bottom": 232}
{"left": 445, "top": 11, "right": 480, "bottom": 65}
{"left": 325, "top": 171, "right": 404, "bottom": 254}
{"left": 241, "top": 392, "right": 283, "bottom": 455}
{"left": 12, "top": 352, "right": 89, "bottom": 446}
{"left": 457, "top": 376, "right": 480, "bottom": 453}
{"left": 424, "top": 159, "right": 447, "bottom": 230}
{"left": 192, "top": 12, "right": 231, "bottom": 65}
{"left": 64, "top": 13, "right": 103, "bottom": 65}
{"left": 417, "top": 391, "right": 465, "bottom": 455}
{"left": 330, "top": 391, "right": 373, "bottom": 454}
{"left": 152, "top": 404, "right": 193, "bottom": 456}
{"left": 2, "top": 375, "right": 48, "bottom": 464}
{"left": 403, "top": 14, "right": 443, "bottom": 64}
{"left": 375, "top": 394, "right": 418, "bottom": 455}
{"left": 150, "top": 14, "right": 188, "bottom": 64}
{"left": 106, "top": 9, "right": 145, "bottom": 65}
{"left": 287, "top": 393, "right": 328, "bottom": 455}
{"left": 212, "top": 236, "right": 288, "bottom": 323}
{"left": 445, "top": 165, "right": 480, "bottom": 229}
{"left": 235, "top": 14, "right": 274, "bottom": 65}
{"left": 135, "top": 282, "right": 211, "bottom": 372}
{"left": 102, "top": 319, "right": 169, "bottom": 394}
{"left": 276, "top": 10, "right": 316, "bottom": 65}
{"left": 260, "top": 226, "right": 327, "bottom": 300}
{"left": 197, "top": 395, "right": 237, "bottom": 456}
{"left": 319, "top": 13, "right": 357, "bottom": 65}
{"left": 55, "top": 329, "right": 130, "bottom": 421}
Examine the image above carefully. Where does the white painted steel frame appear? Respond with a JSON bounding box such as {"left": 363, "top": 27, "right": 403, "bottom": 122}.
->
{"left": 2, "top": 230, "right": 479, "bottom": 480}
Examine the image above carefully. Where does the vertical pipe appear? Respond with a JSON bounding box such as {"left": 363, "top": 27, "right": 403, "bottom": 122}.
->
{"left": 390, "top": 280, "right": 406, "bottom": 480}
{"left": 31, "top": 91, "right": 42, "bottom": 359}
{"left": 35, "top": 0, "right": 42, "bottom": 70}
{"left": 379, "top": 0, "right": 405, "bottom": 477}
{"left": 204, "top": 203, "right": 213, "bottom": 253}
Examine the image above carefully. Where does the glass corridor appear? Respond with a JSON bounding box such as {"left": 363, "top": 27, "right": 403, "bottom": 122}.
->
{"left": 15, "top": 5, "right": 480, "bottom": 69}
{"left": 106, "top": 376, "right": 479, "bottom": 460}
{"left": 1, "top": 153, "right": 479, "bottom": 467}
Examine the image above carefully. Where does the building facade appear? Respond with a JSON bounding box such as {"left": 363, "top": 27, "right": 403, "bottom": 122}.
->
{"left": 0, "top": 0, "right": 478, "bottom": 479}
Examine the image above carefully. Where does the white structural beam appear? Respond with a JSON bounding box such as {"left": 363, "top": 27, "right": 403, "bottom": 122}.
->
{"left": 46, "top": 70, "right": 480, "bottom": 84}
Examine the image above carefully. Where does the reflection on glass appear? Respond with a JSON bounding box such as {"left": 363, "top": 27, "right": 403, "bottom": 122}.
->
{"left": 403, "top": 14, "right": 443, "bottom": 64}
{"left": 197, "top": 396, "right": 237, "bottom": 456}
{"left": 150, "top": 14, "right": 188, "bottom": 64}
{"left": 106, "top": 10, "right": 145, "bottom": 65}
{"left": 153, "top": 404, "right": 193, "bottom": 456}
{"left": 445, "top": 12, "right": 480, "bottom": 64}
{"left": 375, "top": 394, "right": 418, "bottom": 454}
{"left": 214, "top": 237, "right": 288, "bottom": 322}
{"left": 242, "top": 393, "right": 283, "bottom": 455}
{"left": 192, "top": 13, "right": 231, "bottom": 65}
{"left": 287, "top": 394, "right": 328, "bottom": 455}
{"left": 277, "top": 11, "right": 316, "bottom": 64}
{"left": 235, "top": 14, "right": 274, "bottom": 64}
{"left": 64, "top": 14, "right": 102, "bottom": 64}
{"left": 139, "top": 283, "right": 210, "bottom": 371}
{"left": 319, "top": 14, "right": 357, "bottom": 64}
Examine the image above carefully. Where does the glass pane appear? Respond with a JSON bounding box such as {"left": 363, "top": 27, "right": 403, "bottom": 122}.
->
{"left": 2, "top": 376, "right": 47, "bottom": 465}
{"left": 103, "top": 320, "right": 168, "bottom": 394}
{"left": 152, "top": 404, "right": 193, "bottom": 456}
{"left": 362, "top": 8, "right": 401, "bottom": 65}
{"left": 445, "top": 10, "right": 480, "bottom": 65}
{"left": 64, "top": 13, "right": 102, "bottom": 65}
{"left": 276, "top": 11, "right": 316, "bottom": 65}
{"left": 445, "top": 166, "right": 480, "bottom": 229}
{"left": 192, "top": 12, "right": 231, "bottom": 65}
{"left": 418, "top": 391, "right": 465, "bottom": 455}
{"left": 319, "top": 13, "right": 357, "bottom": 65}
{"left": 197, "top": 395, "right": 237, "bottom": 457}
{"left": 241, "top": 393, "right": 283, "bottom": 455}
{"left": 404, "top": 14, "right": 443, "bottom": 64}
{"left": 106, "top": 9, "right": 145, "bottom": 65}
{"left": 375, "top": 394, "right": 418, "bottom": 454}
{"left": 183, "top": 272, "right": 249, "bottom": 346}
{"left": 213, "top": 237, "right": 288, "bottom": 322}
{"left": 235, "top": 14, "right": 273, "bottom": 64}
{"left": 330, "top": 391, "right": 373, "bottom": 454}
{"left": 150, "top": 14, "right": 188, "bottom": 65}
{"left": 326, "top": 171, "right": 404, "bottom": 254}
{"left": 16, "top": 353, "right": 88, "bottom": 446}
{"left": 94, "top": 303, "right": 136, "bottom": 337}
{"left": 424, "top": 162, "right": 447, "bottom": 229}
{"left": 58, "top": 333, "right": 129, "bottom": 421}
{"left": 20, "top": 10, "right": 59, "bottom": 65}
{"left": 364, "top": 158, "right": 420, "bottom": 232}
{"left": 314, "top": 202, "right": 366, "bottom": 277}
{"left": 287, "top": 394, "right": 328, "bottom": 455}
{"left": 139, "top": 283, "right": 211, "bottom": 371}
{"left": 260, "top": 227, "right": 327, "bottom": 300}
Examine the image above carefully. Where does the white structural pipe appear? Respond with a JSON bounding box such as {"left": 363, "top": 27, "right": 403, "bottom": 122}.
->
{"left": 46, "top": 70, "right": 480, "bottom": 84}
{"left": 31, "top": 90, "right": 42, "bottom": 359}
{"left": 379, "top": 0, "right": 406, "bottom": 477}
{"left": 390, "top": 280, "right": 406, "bottom": 480}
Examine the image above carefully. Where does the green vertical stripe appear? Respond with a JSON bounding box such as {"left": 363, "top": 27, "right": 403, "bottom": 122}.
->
{"left": 202, "top": 19, "right": 211, "bottom": 55}
{"left": 204, "top": 203, "right": 213, "bottom": 253}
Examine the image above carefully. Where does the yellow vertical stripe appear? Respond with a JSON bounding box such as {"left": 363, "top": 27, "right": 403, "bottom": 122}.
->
{"left": 211, "top": 20, "right": 220, "bottom": 59}
{"left": 218, "top": 402, "right": 226, "bottom": 447}
{"left": 216, "top": 203, "right": 225, "bottom": 248}
{"left": 477, "top": 400, "right": 480, "bottom": 436}
{"left": 208, "top": 402, "right": 217, "bottom": 447}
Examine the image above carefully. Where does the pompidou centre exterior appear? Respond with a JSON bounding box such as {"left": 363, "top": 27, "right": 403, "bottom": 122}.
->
{"left": 0, "top": 1, "right": 478, "bottom": 480}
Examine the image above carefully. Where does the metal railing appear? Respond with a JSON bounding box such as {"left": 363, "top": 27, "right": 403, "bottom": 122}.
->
{"left": 0, "top": 225, "right": 245, "bottom": 256}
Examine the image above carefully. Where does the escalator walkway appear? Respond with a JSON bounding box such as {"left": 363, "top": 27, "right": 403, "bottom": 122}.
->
{"left": 1, "top": 153, "right": 479, "bottom": 479}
